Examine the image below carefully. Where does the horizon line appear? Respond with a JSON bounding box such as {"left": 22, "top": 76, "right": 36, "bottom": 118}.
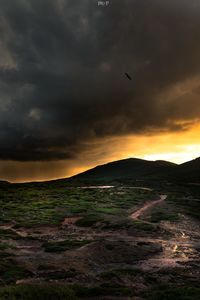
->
{"left": 2, "top": 155, "right": 199, "bottom": 184}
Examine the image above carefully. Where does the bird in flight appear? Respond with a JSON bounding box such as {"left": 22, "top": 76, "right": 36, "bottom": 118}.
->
{"left": 124, "top": 73, "right": 132, "bottom": 80}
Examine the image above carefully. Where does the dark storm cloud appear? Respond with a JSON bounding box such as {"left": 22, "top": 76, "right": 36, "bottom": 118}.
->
{"left": 0, "top": 0, "right": 200, "bottom": 161}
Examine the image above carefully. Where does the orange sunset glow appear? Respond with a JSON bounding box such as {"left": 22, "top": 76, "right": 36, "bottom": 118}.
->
{"left": 0, "top": 0, "right": 200, "bottom": 183}
{"left": 1, "top": 121, "right": 199, "bottom": 183}
{"left": 1, "top": 2, "right": 200, "bottom": 298}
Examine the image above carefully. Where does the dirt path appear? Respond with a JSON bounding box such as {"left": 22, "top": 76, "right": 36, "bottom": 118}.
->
{"left": 131, "top": 194, "right": 167, "bottom": 220}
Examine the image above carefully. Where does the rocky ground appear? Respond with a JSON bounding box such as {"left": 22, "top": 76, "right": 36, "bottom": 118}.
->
{"left": 0, "top": 186, "right": 200, "bottom": 299}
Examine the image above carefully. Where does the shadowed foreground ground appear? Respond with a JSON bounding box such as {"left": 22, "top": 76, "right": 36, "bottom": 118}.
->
{"left": 0, "top": 184, "right": 200, "bottom": 299}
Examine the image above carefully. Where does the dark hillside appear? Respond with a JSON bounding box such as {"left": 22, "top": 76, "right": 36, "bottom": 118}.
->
{"left": 71, "top": 158, "right": 177, "bottom": 181}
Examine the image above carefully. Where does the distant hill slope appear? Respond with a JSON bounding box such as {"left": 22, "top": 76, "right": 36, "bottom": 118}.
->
{"left": 69, "top": 157, "right": 200, "bottom": 183}
{"left": 71, "top": 158, "right": 177, "bottom": 181}
{"left": 0, "top": 180, "right": 10, "bottom": 186}
{"left": 9, "top": 157, "right": 200, "bottom": 186}
{"left": 174, "top": 157, "right": 200, "bottom": 182}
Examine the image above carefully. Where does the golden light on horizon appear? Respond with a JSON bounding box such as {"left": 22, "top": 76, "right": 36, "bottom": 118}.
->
{"left": 1, "top": 122, "right": 200, "bottom": 183}
{"left": 63, "top": 121, "right": 200, "bottom": 181}
{"left": 118, "top": 122, "right": 200, "bottom": 164}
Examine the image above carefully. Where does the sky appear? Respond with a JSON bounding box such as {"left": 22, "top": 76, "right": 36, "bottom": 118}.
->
{"left": 0, "top": 0, "right": 200, "bottom": 182}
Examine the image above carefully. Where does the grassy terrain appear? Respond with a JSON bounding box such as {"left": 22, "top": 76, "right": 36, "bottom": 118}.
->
{"left": 0, "top": 284, "right": 77, "bottom": 300}
{"left": 0, "top": 185, "right": 157, "bottom": 227}
{"left": 0, "top": 182, "right": 199, "bottom": 299}
{"left": 43, "top": 239, "right": 93, "bottom": 252}
{"left": 0, "top": 258, "right": 31, "bottom": 284}
{"left": 169, "top": 196, "right": 200, "bottom": 220}
{"left": 145, "top": 285, "right": 200, "bottom": 300}
{"left": 0, "top": 283, "right": 199, "bottom": 299}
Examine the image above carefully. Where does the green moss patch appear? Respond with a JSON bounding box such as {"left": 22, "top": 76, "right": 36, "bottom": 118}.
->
{"left": 43, "top": 239, "right": 92, "bottom": 252}
{"left": 145, "top": 285, "right": 200, "bottom": 300}
{"left": 0, "top": 284, "right": 77, "bottom": 300}
{"left": 0, "top": 259, "right": 31, "bottom": 284}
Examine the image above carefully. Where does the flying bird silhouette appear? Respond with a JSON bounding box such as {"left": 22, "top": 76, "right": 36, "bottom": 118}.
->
{"left": 125, "top": 73, "right": 132, "bottom": 80}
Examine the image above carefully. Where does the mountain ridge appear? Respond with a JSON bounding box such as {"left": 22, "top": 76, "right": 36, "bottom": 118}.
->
{"left": 70, "top": 157, "right": 200, "bottom": 182}
{"left": 5, "top": 157, "right": 200, "bottom": 185}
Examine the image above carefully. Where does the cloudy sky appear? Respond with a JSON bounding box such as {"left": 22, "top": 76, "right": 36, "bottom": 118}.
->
{"left": 0, "top": 0, "right": 200, "bottom": 182}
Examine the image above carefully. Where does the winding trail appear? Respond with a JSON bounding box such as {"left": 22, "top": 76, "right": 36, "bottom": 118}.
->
{"left": 131, "top": 194, "right": 167, "bottom": 220}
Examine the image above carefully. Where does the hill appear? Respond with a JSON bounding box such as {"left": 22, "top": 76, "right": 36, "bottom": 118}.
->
{"left": 16, "top": 157, "right": 200, "bottom": 187}
{"left": 0, "top": 180, "right": 10, "bottom": 186}
{"left": 71, "top": 158, "right": 177, "bottom": 181}
{"left": 69, "top": 157, "right": 200, "bottom": 184}
{"left": 174, "top": 157, "right": 200, "bottom": 183}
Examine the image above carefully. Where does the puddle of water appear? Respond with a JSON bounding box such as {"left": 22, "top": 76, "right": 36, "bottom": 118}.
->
{"left": 77, "top": 186, "right": 153, "bottom": 191}
{"left": 78, "top": 186, "right": 114, "bottom": 189}
{"left": 125, "top": 187, "right": 153, "bottom": 191}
